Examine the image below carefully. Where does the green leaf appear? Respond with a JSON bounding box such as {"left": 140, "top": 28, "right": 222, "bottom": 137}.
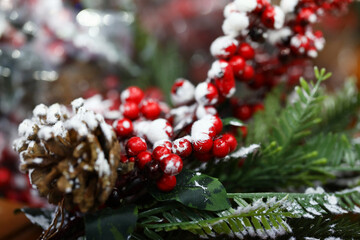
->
{"left": 150, "top": 170, "right": 230, "bottom": 211}
{"left": 85, "top": 205, "right": 138, "bottom": 240}
{"left": 222, "top": 117, "right": 245, "bottom": 127}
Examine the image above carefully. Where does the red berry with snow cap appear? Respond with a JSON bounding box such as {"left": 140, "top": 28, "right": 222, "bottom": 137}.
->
{"left": 261, "top": 6, "right": 284, "bottom": 29}
{"left": 156, "top": 174, "right": 176, "bottom": 192}
{"left": 171, "top": 79, "right": 195, "bottom": 106}
{"left": 195, "top": 82, "right": 219, "bottom": 106}
{"left": 296, "top": 8, "right": 317, "bottom": 25}
{"left": 126, "top": 137, "right": 147, "bottom": 156}
{"left": 141, "top": 99, "right": 161, "bottom": 120}
{"left": 210, "top": 36, "right": 238, "bottom": 59}
{"left": 121, "top": 101, "right": 140, "bottom": 120}
{"left": 121, "top": 86, "right": 144, "bottom": 104}
{"left": 161, "top": 154, "right": 183, "bottom": 176}
{"left": 221, "top": 133, "right": 237, "bottom": 152}
{"left": 115, "top": 118, "right": 133, "bottom": 137}
{"left": 146, "top": 119, "right": 173, "bottom": 145}
{"left": 172, "top": 137, "right": 192, "bottom": 157}
{"left": 208, "top": 60, "right": 236, "bottom": 98}
{"left": 212, "top": 138, "right": 230, "bottom": 158}
{"left": 290, "top": 34, "right": 310, "bottom": 55}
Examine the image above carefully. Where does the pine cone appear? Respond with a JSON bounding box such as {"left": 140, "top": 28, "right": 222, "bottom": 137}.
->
{"left": 14, "top": 98, "right": 120, "bottom": 212}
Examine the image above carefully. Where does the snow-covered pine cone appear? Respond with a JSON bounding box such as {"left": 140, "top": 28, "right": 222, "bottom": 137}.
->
{"left": 13, "top": 98, "right": 120, "bottom": 212}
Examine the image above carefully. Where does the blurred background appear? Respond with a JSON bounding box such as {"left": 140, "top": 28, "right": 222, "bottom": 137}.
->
{"left": 0, "top": 0, "right": 360, "bottom": 239}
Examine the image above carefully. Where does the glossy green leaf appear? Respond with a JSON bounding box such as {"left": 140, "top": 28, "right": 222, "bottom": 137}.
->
{"left": 85, "top": 205, "right": 138, "bottom": 240}
{"left": 150, "top": 170, "right": 230, "bottom": 211}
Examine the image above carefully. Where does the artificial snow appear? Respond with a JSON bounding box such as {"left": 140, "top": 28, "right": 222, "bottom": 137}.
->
{"left": 280, "top": 0, "right": 299, "bottom": 13}
{"left": 195, "top": 82, "right": 217, "bottom": 106}
{"left": 146, "top": 119, "right": 173, "bottom": 144}
{"left": 222, "top": 12, "right": 249, "bottom": 37}
{"left": 210, "top": 36, "right": 238, "bottom": 58}
{"left": 171, "top": 79, "right": 195, "bottom": 106}
{"left": 191, "top": 118, "right": 214, "bottom": 143}
{"left": 233, "top": 0, "right": 257, "bottom": 12}
{"left": 230, "top": 144, "right": 260, "bottom": 158}
{"left": 274, "top": 7, "right": 285, "bottom": 29}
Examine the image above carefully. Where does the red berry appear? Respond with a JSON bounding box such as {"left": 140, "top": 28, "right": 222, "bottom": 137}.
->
{"left": 238, "top": 158, "right": 246, "bottom": 168}
{"left": 156, "top": 174, "right": 176, "bottom": 192}
{"left": 240, "top": 126, "right": 248, "bottom": 139}
{"left": 153, "top": 146, "right": 171, "bottom": 162}
{"left": 115, "top": 118, "right": 133, "bottom": 137}
{"left": 121, "top": 86, "right": 144, "bottom": 104}
{"left": 240, "top": 65, "right": 254, "bottom": 82}
{"left": 210, "top": 115, "right": 223, "bottom": 134}
{"left": 195, "top": 82, "right": 219, "bottom": 106}
{"left": 221, "top": 133, "right": 238, "bottom": 152}
{"left": 0, "top": 168, "right": 11, "bottom": 189}
{"left": 234, "top": 104, "right": 252, "bottom": 121}
{"left": 212, "top": 139, "right": 230, "bottom": 158}
{"left": 252, "top": 103, "right": 265, "bottom": 113}
{"left": 193, "top": 138, "right": 213, "bottom": 153}
{"left": 126, "top": 137, "right": 147, "bottom": 156}
{"left": 161, "top": 154, "right": 183, "bottom": 176}
{"left": 140, "top": 99, "right": 161, "bottom": 120}
{"left": 120, "top": 155, "right": 129, "bottom": 163}
{"left": 254, "top": 0, "right": 270, "bottom": 13}
{"left": 121, "top": 102, "right": 140, "bottom": 120}
{"left": 137, "top": 151, "right": 152, "bottom": 169}
{"left": 290, "top": 34, "right": 310, "bottom": 55}
{"left": 229, "top": 56, "right": 246, "bottom": 77}
{"left": 261, "top": 6, "right": 275, "bottom": 28}
{"left": 238, "top": 43, "right": 255, "bottom": 60}
{"left": 208, "top": 60, "right": 235, "bottom": 97}
{"left": 172, "top": 137, "right": 192, "bottom": 158}
{"left": 249, "top": 73, "right": 266, "bottom": 89}
{"left": 296, "top": 8, "right": 317, "bottom": 25}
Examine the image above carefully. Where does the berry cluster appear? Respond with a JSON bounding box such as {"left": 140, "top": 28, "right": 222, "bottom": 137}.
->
{"left": 103, "top": 83, "right": 238, "bottom": 192}
{"left": 208, "top": 0, "right": 352, "bottom": 92}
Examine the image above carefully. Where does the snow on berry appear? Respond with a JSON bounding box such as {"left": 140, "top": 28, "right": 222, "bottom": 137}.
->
{"left": 222, "top": 12, "right": 249, "bottom": 37}
{"left": 262, "top": 6, "right": 285, "bottom": 29}
{"left": 133, "top": 119, "right": 151, "bottom": 139}
{"left": 210, "top": 36, "right": 238, "bottom": 59}
{"left": 280, "top": 0, "right": 299, "bottom": 13}
{"left": 114, "top": 118, "right": 133, "bottom": 137}
{"left": 121, "top": 86, "right": 144, "bottom": 104}
{"left": 153, "top": 145, "right": 171, "bottom": 162}
{"left": 153, "top": 139, "right": 173, "bottom": 151}
{"left": 195, "top": 82, "right": 219, "bottom": 106}
{"left": 161, "top": 154, "right": 183, "bottom": 176}
{"left": 172, "top": 136, "right": 192, "bottom": 157}
{"left": 191, "top": 118, "right": 216, "bottom": 153}
{"left": 126, "top": 137, "right": 147, "bottom": 156}
{"left": 224, "top": 2, "right": 238, "bottom": 18}
{"left": 140, "top": 99, "right": 161, "bottom": 120}
{"left": 146, "top": 119, "right": 173, "bottom": 145}
{"left": 171, "top": 79, "right": 195, "bottom": 106}
{"left": 196, "top": 105, "right": 217, "bottom": 120}
{"left": 208, "top": 60, "right": 235, "bottom": 97}
{"left": 233, "top": 0, "right": 257, "bottom": 12}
